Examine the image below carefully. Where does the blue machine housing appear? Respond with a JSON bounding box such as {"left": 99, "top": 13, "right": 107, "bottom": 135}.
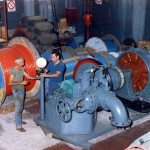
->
{"left": 34, "top": 59, "right": 131, "bottom": 148}
{"left": 115, "top": 48, "right": 150, "bottom": 103}
{"left": 43, "top": 98, "right": 97, "bottom": 135}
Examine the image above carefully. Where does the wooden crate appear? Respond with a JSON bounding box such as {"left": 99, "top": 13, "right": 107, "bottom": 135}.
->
{"left": 138, "top": 40, "right": 150, "bottom": 50}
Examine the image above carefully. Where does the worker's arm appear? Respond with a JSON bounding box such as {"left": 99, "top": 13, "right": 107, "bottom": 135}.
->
{"left": 9, "top": 74, "right": 28, "bottom": 86}
{"left": 40, "top": 71, "right": 61, "bottom": 78}
{"left": 24, "top": 71, "right": 39, "bottom": 79}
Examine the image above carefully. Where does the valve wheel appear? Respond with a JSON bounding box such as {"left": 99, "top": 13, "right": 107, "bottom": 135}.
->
{"left": 118, "top": 52, "right": 148, "bottom": 92}
{"left": 56, "top": 100, "right": 71, "bottom": 122}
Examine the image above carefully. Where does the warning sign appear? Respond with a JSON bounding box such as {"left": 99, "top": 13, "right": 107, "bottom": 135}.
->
{"left": 95, "top": 0, "right": 102, "bottom": 5}
{"left": 7, "top": 0, "right": 16, "bottom": 12}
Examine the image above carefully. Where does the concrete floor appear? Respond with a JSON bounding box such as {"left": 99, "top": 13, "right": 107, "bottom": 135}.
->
{"left": 0, "top": 96, "right": 80, "bottom": 150}
{"left": 0, "top": 109, "right": 61, "bottom": 150}
{"left": 42, "top": 116, "right": 150, "bottom": 150}
{"left": 0, "top": 95, "right": 150, "bottom": 150}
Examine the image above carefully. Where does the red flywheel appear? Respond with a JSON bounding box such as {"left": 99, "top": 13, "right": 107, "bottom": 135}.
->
{"left": 118, "top": 52, "right": 148, "bottom": 92}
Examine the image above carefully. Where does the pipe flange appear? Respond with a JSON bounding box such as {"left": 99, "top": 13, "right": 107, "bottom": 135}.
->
{"left": 110, "top": 116, "right": 132, "bottom": 128}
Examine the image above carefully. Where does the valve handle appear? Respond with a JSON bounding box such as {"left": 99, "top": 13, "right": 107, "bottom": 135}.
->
{"left": 56, "top": 100, "right": 72, "bottom": 122}
{"left": 75, "top": 99, "right": 86, "bottom": 113}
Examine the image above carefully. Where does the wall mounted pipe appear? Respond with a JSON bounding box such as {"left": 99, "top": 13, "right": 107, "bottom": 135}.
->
{"left": 0, "top": 37, "right": 40, "bottom": 105}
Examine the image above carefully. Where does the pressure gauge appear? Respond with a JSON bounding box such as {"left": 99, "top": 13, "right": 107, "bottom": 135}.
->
{"left": 36, "top": 57, "right": 47, "bottom": 68}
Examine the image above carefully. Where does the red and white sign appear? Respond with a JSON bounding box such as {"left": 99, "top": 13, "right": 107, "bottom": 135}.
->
{"left": 95, "top": 0, "right": 102, "bottom": 5}
{"left": 7, "top": 0, "right": 16, "bottom": 12}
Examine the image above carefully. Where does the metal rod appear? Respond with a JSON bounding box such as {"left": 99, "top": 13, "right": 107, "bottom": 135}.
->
{"left": 40, "top": 77, "right": 45, "bottom": 120}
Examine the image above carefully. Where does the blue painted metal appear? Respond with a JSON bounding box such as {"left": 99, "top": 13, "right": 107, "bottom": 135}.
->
{"left": 104, "top": 40, "right": 117, "bottom": 52}
{"left": 84, "top": 53, "right": 116, "bottom": 67}
{"left": 84, "top": 36, "right": 120, "bottom": 65}
{"left": 62, "top": 53, "right": 77, "bottom": 79}
{"left": 69, "top": 35, "right": 84, "bottom": 49}
{"left": 101, "top": 34, "right": 121, "bottom": 52}
{"left": 34, "top": 59, "right": 131, "bottom": 148}
{"left": 42, "top": 98, "right": 97, "bottom": 134}
{"left": 7, "top": 0, "right": 24, "bottom": 29}
{"left": 91, "top": 54, "right": 107, "bottom": 66}
{"left": 40, "top": 77, "right": 45, "bottom": 120}
{"left": 86, "top": 36, "right": 119, "bottom": 53}
{"left": 0, "top": 64, "right": 5, "bottom": 106}
{"left": 41, "top": 51, "right": 51, "bottom": 61}
{"left": 69, "top": 39, "right": 77, "bottom": 49}
{"left": 60, "top": 79, "right": 75, "bottom": 98}
{"left": 115, "top": 48, "right": 150, "bottom": 104}
{"left": 0, "top": 65, "right": 4, "bottom": 90}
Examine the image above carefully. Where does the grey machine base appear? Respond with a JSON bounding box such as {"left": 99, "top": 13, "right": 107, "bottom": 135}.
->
{"left": 34, "top": 109, "right": 148, "bottom": 149}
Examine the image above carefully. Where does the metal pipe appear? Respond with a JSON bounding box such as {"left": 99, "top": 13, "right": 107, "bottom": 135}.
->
{"left": 96, "top": 89, "right": 131, "bottom": 127}
{"left": 40, "top": 77, "right": 45, "bottom": 120}
{"left": 105, "top": 94, "right": 131, "bottom": 127}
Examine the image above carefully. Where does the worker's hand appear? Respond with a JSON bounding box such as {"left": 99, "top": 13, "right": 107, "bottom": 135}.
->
{"left": 40, "top": 73, "right": 47, "bottom": 77}
{"left": 36, "top": 76, "right": 40, "bottom": 79}
{"left": 36, "top": 66, "right": 41, "bottom": 70}
{"left": 21, "top": 81, "right": 29, "bottom": 85}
